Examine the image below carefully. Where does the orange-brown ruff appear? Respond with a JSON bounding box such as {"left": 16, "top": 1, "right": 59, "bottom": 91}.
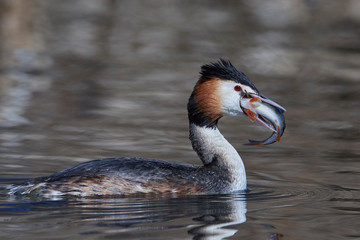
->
{"left": 192, "top": 78, "right": 222, "bottom": 124}
{"left": 8, "top": 59, "right": 286, "bottom": 198}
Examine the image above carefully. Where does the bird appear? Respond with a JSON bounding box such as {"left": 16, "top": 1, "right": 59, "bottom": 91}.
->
{"left": 8, "top": 59, "right": 286, "bottom": 198}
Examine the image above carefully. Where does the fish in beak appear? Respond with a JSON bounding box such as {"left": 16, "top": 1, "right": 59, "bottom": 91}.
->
{"left": 240, "top": 94, "right": 286, "bottom": 145}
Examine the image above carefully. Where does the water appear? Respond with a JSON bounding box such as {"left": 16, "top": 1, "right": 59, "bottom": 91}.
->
{"left": 1, "top": 0, "right": 360, "bottom": 239}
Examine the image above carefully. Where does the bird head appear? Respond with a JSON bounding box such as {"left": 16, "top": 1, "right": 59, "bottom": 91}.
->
{"left": 188, "top": 59, "right": 286, "bottom": 145}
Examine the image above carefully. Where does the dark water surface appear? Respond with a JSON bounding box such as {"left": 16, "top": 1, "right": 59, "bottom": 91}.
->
{"left": 1, "top": 1, "right": 360, "bottom": 239}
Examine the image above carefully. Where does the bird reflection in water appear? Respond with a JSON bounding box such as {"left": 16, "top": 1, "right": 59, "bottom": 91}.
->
{"left": 31, "top": 193, "right": 278, "bottom": 239}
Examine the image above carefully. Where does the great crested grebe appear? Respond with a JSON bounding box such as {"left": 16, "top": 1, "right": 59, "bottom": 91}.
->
{"left": 9, "top": 59, "right": 285, "bottom": 197}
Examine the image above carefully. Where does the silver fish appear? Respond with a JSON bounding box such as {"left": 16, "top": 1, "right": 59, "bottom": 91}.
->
{"left": 240, "top": 97, "right": 286, "bottom": 145}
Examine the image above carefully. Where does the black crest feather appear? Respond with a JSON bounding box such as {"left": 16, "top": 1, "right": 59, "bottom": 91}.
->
{"left": 200, "top": 59, "right": 258, "bottom": 92}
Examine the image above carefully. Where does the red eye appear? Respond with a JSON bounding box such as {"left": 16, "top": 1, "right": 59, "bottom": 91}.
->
{"left": 234, "top": 85, "right": 242, "bottom": 92}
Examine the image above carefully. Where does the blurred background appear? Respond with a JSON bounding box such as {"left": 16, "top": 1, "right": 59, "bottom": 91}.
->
{"left": 0, "top": 0, "right": 359, "bottom": 180}
{"left": 1, "top": 1, "right": 360, "bottom": 239}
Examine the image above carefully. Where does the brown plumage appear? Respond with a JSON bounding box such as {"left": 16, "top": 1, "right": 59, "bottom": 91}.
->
{"left": 193, "top": 78, "right": 222, "bottom": 125}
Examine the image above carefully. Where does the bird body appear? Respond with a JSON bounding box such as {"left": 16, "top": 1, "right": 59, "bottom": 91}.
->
{"left": 8, "top": 59, "right": 285, "bottom": 198}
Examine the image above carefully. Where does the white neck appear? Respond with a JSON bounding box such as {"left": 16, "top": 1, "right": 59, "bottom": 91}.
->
{"left": 189, "top": 123, "right": 247, "bottom": 191}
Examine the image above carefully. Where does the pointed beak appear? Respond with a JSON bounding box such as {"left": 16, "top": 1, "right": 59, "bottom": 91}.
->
{"left": 240, "top": 94, "right": 286, "bottom": 145}
{"left": 251, "top": 93, "right": 286, "bottom": 112}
